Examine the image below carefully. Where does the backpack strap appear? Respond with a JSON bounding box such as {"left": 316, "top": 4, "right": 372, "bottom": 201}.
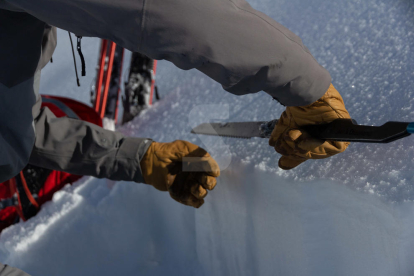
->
{"left": 19, "top": 172, "right": 39, "bottom": 209}
{"left": 0, "top": 197, "right": 18, "bottom": 210}
{"left": 42, "top": 97, "right": 80, "bottom": 119}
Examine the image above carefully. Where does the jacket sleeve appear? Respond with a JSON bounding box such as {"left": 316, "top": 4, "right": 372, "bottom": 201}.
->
{"left": 30, "top": 107, "right": 152, "bottom": 183}
{"left": 0, "top": 263, "right": 32, "bottom": 276}
{"left": 0, "top": 10, "right": 45, "bottom": 183}
{"left": 5, "top": 0, "right": 331, "bottom": 106}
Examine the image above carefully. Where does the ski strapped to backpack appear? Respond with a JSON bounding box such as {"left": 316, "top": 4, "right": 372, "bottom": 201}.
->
{"left": 121, "top": 52, "right": 159, "bottom": 124}
{"left": 94, "top": 40, "right": 119, "bottom": 118}
{"left": 91, "top": 40, "right": 160, "bottom": 127}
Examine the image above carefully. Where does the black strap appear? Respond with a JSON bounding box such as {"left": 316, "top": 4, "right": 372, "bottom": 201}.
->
{"left": 68, "top": 32, "right": 81, "bottom": 87}
{"left": 77, "top": 36, "right": 86, "bottom": 77}
{"left": 0, "top": 196, "right": 18, "bottom": 210}
{"left": 155, "top": 85, "right": 160, "bottom": 100}
{"left": 41, "top": 97, "right": 80, "bottom": 119}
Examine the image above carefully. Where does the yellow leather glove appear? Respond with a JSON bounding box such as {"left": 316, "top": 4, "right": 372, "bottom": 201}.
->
{"left": 140, "top": 140, "right": 220, "bottom": 208}
{"left": 269, "top": 83, "right": 351, "bottom": 170}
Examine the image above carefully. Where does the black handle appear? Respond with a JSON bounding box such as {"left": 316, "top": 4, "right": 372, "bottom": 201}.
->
{"left": 301, "top": 119, "right": 411, "bottom": 143}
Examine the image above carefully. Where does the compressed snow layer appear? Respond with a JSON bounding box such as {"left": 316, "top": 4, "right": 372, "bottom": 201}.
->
{"left": 1, "top": 171, "right": 414, "bottom": 276}
{"left": 1, "top": 0, "right": 414, "bottom": 275}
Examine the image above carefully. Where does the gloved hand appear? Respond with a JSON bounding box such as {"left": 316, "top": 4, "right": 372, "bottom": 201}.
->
{"left": 269, "top": 83, "right": 351, "bottom": 170}
{"left": 140, "top": 140, "right": 220, "bottom": 208}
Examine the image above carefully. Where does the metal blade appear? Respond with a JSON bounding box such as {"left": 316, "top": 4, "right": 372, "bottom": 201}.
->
{"left": 191, "top": 121, "right": 277, "bottom": 139}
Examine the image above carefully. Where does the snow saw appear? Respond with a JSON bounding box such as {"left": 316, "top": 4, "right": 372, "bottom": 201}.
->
{"left": 191, "top": 119, "right": 414, "bottom": 143}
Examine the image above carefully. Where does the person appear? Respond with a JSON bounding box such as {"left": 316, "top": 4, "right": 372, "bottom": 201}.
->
{"left": 0, "top": 0, "right": 352, "bottom": 275}
{"left": 0, "top": 0, "right": 350, "bottom": 211}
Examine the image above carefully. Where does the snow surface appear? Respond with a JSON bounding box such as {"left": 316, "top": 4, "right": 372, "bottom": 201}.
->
{"left": 2, "top": 0, "right": 414, "bottom": 275}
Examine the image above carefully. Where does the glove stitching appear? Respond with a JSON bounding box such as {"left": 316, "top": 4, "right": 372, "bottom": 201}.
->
{"left": 322, "top": 98, "right": 346, "bottom": 119}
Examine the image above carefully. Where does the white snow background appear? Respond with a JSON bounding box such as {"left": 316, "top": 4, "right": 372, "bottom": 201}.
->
{"left": 2, "top": 0, "right": 414, "bottom": 275}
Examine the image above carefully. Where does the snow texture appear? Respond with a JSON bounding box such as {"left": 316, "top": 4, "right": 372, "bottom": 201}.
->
{"left": 2, "top": 0, "right": 414, "bottom": 275}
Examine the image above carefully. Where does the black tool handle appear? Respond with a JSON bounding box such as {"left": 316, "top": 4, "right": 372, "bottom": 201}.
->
{"left": 302, "top": 119, "right": 411, "bottom": 143}
{"left": 261, "top": 119, "right": 411, "bottom": 143}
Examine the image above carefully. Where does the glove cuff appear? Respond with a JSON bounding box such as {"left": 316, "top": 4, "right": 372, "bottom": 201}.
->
{"left": 117, "top": 137, "right": 153, "bottom": 183}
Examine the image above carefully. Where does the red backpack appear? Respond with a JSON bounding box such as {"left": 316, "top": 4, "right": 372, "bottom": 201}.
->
{"left": 0, "top": 95, "right": 102, "bottom": 233}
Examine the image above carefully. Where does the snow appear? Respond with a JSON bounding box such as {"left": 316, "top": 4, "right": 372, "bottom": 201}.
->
{"left": 2, "top": 0, "right": 414, "bottom": 275}
{"left": 2, "top": 172, "right": 413, "bottom": 276}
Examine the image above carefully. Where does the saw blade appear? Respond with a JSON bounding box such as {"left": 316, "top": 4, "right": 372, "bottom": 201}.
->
{"left": 191, "top": 121, "right": 275, "bottom": 139}
{"left": 191, "top": 119, "right": 414, "bottom": 143}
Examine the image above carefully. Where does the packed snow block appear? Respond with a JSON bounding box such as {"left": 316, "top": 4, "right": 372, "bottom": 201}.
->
{"left": 0, "top": 164, "right": 407, "bottom": 276}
